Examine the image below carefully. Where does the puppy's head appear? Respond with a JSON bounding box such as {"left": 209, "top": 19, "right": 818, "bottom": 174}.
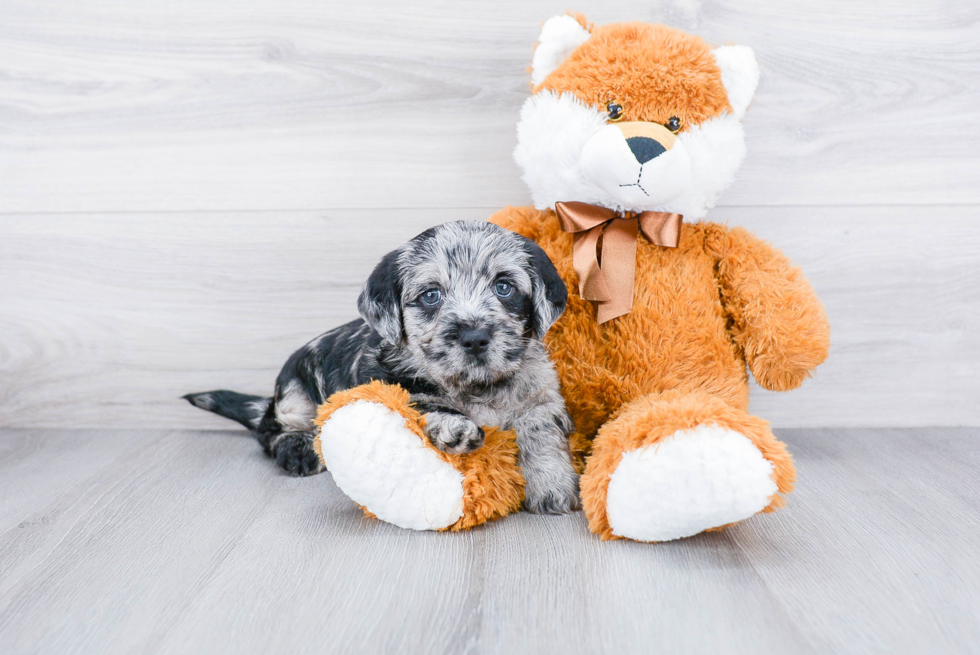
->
{"left": 358, "top": 221, "right": 566, "bottom": 388}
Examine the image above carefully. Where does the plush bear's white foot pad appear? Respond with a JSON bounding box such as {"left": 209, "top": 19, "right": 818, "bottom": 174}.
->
{"left": 605, "top": 424, "right": 777, "bottom": 542}
{"left": 319, "top": 400, "right": 465, "bottom": 531}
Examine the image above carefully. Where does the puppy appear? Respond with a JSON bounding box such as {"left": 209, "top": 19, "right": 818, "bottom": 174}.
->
{"left": 185, "top": 220, "right": 580, "bottom": 514}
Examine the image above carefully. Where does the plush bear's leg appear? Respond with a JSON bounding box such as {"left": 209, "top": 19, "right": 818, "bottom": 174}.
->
{"left": 314, "top": 381, "right": 524, "bottom": 532}
{"left": 580, "top": 390, "right": 795, "bottom": 542}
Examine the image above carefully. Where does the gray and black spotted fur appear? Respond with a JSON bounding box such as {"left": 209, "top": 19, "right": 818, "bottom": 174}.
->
{"left": 184, "top": 221, "right": 580, "bottom": 514}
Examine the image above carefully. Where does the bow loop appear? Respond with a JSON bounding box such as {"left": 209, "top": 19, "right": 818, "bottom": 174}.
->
{"left": 554, "top": 201, "right": 683, "bottom": 324}
{"left": 554, "top": 202, "right": 618, "bottom": 233}
{"left": 637, "top": 212, "right": 683, "bottom": 249}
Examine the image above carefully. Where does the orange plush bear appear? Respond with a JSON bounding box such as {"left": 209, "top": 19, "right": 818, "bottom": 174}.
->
{"left": 316, "top": 15, "right": 829, "bottom": 542}
{"left": 486, "top": 14, "right": 829, "bottom": 541}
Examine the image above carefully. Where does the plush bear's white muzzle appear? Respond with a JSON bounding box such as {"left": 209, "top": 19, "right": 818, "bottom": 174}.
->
{"left": 580, "top": 123, "right": 692, "bottom": 208}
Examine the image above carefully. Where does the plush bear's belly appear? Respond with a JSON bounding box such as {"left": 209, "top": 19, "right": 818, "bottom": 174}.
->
{"left": 513, "top": 213, "right": 747, "bottom": 441}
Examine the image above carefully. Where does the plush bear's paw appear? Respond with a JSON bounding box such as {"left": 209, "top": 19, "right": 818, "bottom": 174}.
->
{"left": 319, "top": 400, "right": 466, "bottom": 531}
{"left": 605, "top": 425, "right": 778, "bottom": 542}
{"left": 423, "top": 412, "right": 485, "bottom": 455}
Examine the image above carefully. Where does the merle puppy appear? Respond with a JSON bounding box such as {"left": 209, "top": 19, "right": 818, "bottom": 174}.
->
{"left": 185, "top": 221, "right": 580, "bottom": 514}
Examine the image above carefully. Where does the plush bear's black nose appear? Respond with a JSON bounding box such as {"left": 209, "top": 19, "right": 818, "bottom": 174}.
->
{"left": 626, "top": 136, "right": 666, "bottom": 164}
{"left": 459, "top": 327, "right": 491, "bottom": 355}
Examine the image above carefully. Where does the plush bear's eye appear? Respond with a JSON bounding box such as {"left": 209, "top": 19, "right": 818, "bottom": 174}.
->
{"left": 606, "top": 101, "right": 624, "bottom": 122}
{"left": 666, "top": 116, "right": 682, "bottom": 133}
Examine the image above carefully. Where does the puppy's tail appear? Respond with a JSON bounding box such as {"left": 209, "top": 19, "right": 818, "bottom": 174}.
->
{"left": 182, "top": 390, "right": 270, "bottom": 431}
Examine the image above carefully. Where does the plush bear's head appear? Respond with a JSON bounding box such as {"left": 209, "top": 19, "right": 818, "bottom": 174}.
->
{"left": 515, "top": 15, "right": 759, "bottom": 219}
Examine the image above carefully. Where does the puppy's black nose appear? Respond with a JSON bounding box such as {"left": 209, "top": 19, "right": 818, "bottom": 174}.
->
{"left": 459, "top": 327, "right": 490, "bottom": 355}
{"left": 626, "top": 136, "right": 666, "bottom": 164}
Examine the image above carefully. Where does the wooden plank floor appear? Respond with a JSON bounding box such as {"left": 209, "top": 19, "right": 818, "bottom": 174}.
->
{"left": 0, "top": 427, "right": 976, "bottom": 654}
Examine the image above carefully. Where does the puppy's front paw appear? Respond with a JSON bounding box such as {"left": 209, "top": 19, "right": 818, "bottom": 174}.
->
{"left": 524, "top": 467, "right": 581, "bottom": 515}
{"left": 424, "top": 412, "right": 485, "bottom": 455}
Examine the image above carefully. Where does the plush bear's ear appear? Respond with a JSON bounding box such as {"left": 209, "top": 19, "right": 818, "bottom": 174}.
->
{"left": 530, "top": 15, "right": 592, "bottom": 87}
{"left": 712, "top": 45, "right": 760, "bottom": 120}
{"left": 357, "top": 249, "right": 404, "bottom": 344}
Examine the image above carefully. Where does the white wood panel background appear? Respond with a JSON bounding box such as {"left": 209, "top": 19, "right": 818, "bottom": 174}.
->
{"left": 1, "top": 0, "right": 979, "bottom": 428}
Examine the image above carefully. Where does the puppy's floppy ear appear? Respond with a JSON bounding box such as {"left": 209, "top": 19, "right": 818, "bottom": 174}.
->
{"left": 522, "top": 239, "right": 567, "bottom": 338}
{"left": 357, "top": 249, "right": 404, "bottom": 344}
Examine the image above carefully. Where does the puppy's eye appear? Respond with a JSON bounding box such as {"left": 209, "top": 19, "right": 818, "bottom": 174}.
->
{"left": 493, "top": 281, "right": 514, "bottom": 298}
{"left": 666, "top": 116, "right": 682, "bottom": 133}
{"left": 420, "top": 289, "right": 442, "bottom": 306}
{"left": 606, "top": 100, "right": 624, "bottom": 122}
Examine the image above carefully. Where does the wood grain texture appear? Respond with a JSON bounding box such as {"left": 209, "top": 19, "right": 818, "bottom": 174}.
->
{"left": 2, "top": 3, "right": 977, "bottom": 652}
{"left": 0, "top": 428, "right": 162, "bottom": 534}
{"left": 2, "top": 206, "right": 977, "bottom": 429}
{"left": 1, "top": 0, "right": 979, "bottom": 212}
{"left": 0, "top": 427, "right": 976, "bottom": 654}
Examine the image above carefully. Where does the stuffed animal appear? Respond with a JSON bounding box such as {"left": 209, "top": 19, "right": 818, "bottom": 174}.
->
{"left": 314, "top": 381, "right": 525, "bottom": 531}
{"left": 316, "top": 15, "right": 829, "bottom": 541}
{"left": 486, "top": 14, "right": 829, "bottom": 541}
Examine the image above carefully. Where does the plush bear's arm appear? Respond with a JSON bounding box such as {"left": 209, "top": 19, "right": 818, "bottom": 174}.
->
{"left": 705, "top": 224, "right": 830, "bottom": 392}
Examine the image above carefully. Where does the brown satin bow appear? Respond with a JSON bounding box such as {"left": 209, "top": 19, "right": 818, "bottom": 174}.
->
{"left": 555, "top": 201, "right": 683, "bottom": 324}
